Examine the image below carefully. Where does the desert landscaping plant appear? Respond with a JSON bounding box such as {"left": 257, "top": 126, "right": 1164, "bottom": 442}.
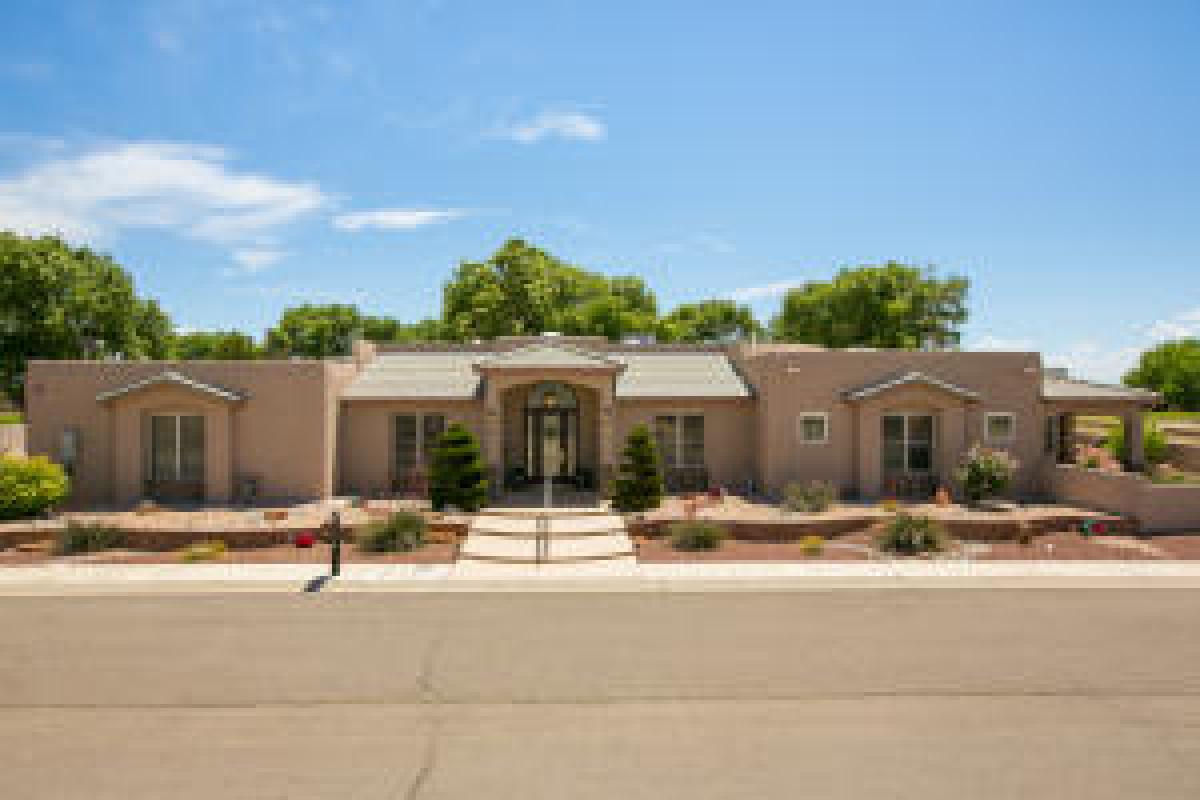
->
{"left": 357, "top": 511, "right": 427, "bottom": 553}
{"left": 55, "top": 521, "right": 125, "bottom": 555}
{"left": 0, "top": 454, "right": 69, "bottom": 521}
{"left": 799, "top": 534, "right": 825, "bottom": 556}
{"left": 954, "top": 445, "right": 1017, "bottom": 505}
{"left": 781, "top": 480, "right": 837, "bottom": 513}
{"left": 428, "top": 423, "right": 488, "bottom": 512}
{"left": 668, "top": 520, "right": 726, "bottom": 551}
{"left": 611, "top": 425, "right": 664, "bottom": 513}
{"left": 875, "top": 512, "right": 948, "bottom": 556}
{"left": 181, "top": 540, "right": 227, "bottom": 562}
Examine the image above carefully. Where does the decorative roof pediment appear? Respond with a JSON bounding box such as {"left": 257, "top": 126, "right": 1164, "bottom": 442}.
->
{"left": 473, "top": 343, "right": 625, "bottom": 373}
{"left": 96, "top": 371, "right": 246, "bottom": 403}
{"left": 843, "top": 371, "right": 980, "bottom": 403}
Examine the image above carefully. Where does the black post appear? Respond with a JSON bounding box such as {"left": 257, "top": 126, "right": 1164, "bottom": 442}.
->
{"left": 329, "top": 510, "right": 342, "bottom": 578}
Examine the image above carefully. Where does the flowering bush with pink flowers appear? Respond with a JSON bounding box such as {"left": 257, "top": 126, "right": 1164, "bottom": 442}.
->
{"left": 1076, "top": 445, "right": 1121, "bottom": 471}
{"left": 955, "top": 444, "right": 1018, "bottom": 504}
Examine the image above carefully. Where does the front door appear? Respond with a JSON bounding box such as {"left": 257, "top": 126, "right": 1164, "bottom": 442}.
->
{"left": 526, "top": 409, "right": 577, "bottom": 480}
{"left": 882, "top": 413, "right": 935, "bottom": 495}
{"left": 146, "top": 413, "right": 206, "bottom": 503}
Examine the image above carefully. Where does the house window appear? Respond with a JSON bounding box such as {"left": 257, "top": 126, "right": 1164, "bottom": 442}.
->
{"left": 883, "top": 414, "right": 935, "bottom": 474}
{"left": 395, "top": 413, "right": 447, "bottom": 474}
{"left": 985, "top": 412, "right": 1016, "bottom": 444}
{"left": 654, "top": 414, "right": 705, "bottom": 467}
{"left": 148, "top": 414, "right": 205, "bottom": 482}
{"left": 797, "top": 413, "right": 829, "bottom": 444}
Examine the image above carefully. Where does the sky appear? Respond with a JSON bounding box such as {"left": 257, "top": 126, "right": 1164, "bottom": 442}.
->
{"left": 2, "top": 0, "right": 1199, "bottom": 381}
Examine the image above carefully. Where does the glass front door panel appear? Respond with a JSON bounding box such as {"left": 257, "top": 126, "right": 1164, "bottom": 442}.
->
{"left": 882, "top": 414, "right": 935, "bottom": 474}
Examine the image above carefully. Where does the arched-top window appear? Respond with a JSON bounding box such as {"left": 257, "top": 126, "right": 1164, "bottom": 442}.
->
{"left": 526, "top": 381, "right": 577, "bottom": 410}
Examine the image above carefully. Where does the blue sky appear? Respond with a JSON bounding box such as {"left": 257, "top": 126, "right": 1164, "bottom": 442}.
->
{"left": 2, "top": 0, "right": 1199, "bottom": 380}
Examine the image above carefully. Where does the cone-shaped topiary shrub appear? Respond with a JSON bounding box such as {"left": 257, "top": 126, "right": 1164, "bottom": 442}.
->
{"left": 611, "top": 424, "right": 664, "bottom": 512}
{"left": 428, "top": 423, "right": 488, "bottom": 512}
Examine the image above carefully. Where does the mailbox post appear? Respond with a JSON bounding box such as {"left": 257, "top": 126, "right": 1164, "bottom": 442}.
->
{"left": 328, "top": 510, "right": 343, "bottom": 577}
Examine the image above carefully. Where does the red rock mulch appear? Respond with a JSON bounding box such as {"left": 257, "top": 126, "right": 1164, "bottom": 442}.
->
{"left": 974, "top": 532, "right": 1165, "bottom": 561}
{"left": 0, "top": 541, "right": 457, "bottom": 567}
{"left": 634, "top": 533, "right": 872, "bottom": 563}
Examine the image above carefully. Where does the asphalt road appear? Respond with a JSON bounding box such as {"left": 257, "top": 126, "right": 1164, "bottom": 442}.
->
{"left": 1, "top": 588, "right": 1199, "bottom": 799}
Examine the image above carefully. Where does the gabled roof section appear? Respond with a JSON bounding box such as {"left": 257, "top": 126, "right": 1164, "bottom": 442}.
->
{"left": 96, "top": 371, "right": 246, "bottom": 403}
{"left": 474, "top": 343, "right": 624, "bottom": 372}
{"left": 343, "top": 352, "right": 482, "bottom": 399}
{"left": 612, "top": 352, "right": 752, "bottom": 398}
{"left": 843, "top": 371, "right": 981, "bottom": 402}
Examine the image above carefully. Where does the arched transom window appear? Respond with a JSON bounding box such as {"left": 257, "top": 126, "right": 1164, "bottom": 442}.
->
{"left": 526, "top": 381, "right": 578, "bottom": 410}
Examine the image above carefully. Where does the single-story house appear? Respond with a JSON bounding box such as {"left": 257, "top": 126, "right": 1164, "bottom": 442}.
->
{"left": 24, "top": 334, "right": 1158, "bottom": 509}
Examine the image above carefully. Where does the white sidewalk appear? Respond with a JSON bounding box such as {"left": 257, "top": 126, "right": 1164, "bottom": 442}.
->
{"left": 2, "top": 559, "right": 1200, "bottom": 592}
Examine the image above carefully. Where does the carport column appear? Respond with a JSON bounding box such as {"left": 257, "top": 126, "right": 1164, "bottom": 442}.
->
{"left": 1123, "top": 410, "right": 1145, "bottom": 473}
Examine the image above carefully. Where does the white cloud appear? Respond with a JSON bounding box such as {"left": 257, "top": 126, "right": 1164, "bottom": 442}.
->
{"left": 223, "top": 247, "right": 286, "bottom": 277}
{"left": 1145, "top": 307, "right": 1200, "bottom": 341}
{"left": 332, "top": 208, "right": 463, "bottom": 232}
{"left": 726, "top": 280, "right": 806, "bottom": 302}
{"left": 499, "top": 111, "right": 606, "bottom": 144}
{"left": 1044, "top": 342, "right": 1143, "bottom": 384}
{"left": 0, "top": 140, "right": 328, "bottom": 245}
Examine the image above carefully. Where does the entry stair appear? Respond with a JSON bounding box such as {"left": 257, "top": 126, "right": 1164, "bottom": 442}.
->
{"left": 457, "top": 511, "right": 635, "bottom": 567}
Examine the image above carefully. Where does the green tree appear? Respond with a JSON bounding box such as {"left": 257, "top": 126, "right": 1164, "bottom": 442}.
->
{"left": 0, "top": 233, "right": 173, "bottom": 404}
{"left": 657, "top": 299, "right": 762, "bottom": 343}
{"left": 427, "top": 423, "right": 489, "bottom": 512}
{"left": 770, "top": 263, "right": 968, "bottom": 349}
{"left": 1105, "top": 420, "right": 1171, "bottom": 468}
{"left": 1124, "top": 339, "right": 1200, "bottom": 411}
{"left": 264, "top": 304, "right": 364, "bottom": 357}
{"left": 172, "top": 330, "right": 262, "bottom": 360}
{"left": 441, "top": 239, "right": 658, "bottom": 341}
{"left": 610, "top": 424, "right": 664, "bottom": 512}
{"left": 361, "top": 315, "right": 445, "bottom": 343}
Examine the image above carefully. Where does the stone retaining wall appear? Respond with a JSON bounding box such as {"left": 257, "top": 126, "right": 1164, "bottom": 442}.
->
{"left": 1050, "top": 464, "right": 1200, "bottom": 533}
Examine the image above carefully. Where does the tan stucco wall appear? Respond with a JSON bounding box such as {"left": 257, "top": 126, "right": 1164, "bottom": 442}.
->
{"left": 337, "top": 400, "right": 484, "bottom": 495}
{"left": 25, "top": 360, "right": 343, "bottom": 506}
{"left": 731, "top": 348, "right": 1049, "bottom": 497}
{"left": 1049, "top": 463, "right": 1200, "bottom": 532}
{"left": 614, "top": 398, "right": 756, "bottom": 490}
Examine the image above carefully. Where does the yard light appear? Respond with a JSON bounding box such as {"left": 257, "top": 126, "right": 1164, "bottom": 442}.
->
{"left": 327, "top": 510, "right": 343, "bottom": 577}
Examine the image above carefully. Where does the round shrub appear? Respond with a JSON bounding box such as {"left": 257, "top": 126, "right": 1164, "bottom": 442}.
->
{"left": 954, "top": 445, "right": 1017, "bottom": 505}
{"left": 781, "top": 480, "right": 837, "bottom": 513}
{"left": 668, "top": 520, "right": 726, "bottom": 551}
{"left": 875, "top": 512, "right": 948, "bottom": 556}
{"left": 0, "top": 455, "right": 69, "bottom": 521}
{"left": 181, "top": 540, "right": 227, "bottom": 562}
{"left": 798, "top": 534, "right": 825, "bottom": 556}
{"left": 357, "top": 511, "right": 427, "bottom": 553}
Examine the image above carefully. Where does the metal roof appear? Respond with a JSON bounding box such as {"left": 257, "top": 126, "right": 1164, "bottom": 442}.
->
{"left": 1042, "top": 378, "right": 1158, "bottom": 404}
{"left": 96, "top": 371, "right": 246, "bottom": 403}
{"left": 342, "top": 346, "right": 751, "bottom": 400}
{"left": 843, "top": 371, "right": 980, "bottom": 402}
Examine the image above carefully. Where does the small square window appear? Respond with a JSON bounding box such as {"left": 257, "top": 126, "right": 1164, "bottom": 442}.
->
{"left": 985, "top": 413, "right": 1015, "bottom": 443}
{"left": 798, "top": 413, "right": 829, "bottom": 444}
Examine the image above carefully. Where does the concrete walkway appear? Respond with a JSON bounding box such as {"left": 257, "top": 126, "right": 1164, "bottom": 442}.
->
{"left": 456, "top": 512, "right": 636, "bottom": 570}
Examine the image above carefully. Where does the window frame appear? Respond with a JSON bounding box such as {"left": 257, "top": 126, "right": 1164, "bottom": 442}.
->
{"left": 394, "top": 412, "right": 448, "bottom": 475}
{"left": 653, "top": 413, "right": 706, "bottom": 468}
{"left": 796, "top": 412, "right": 830, "bottom": 444}
{"left": 984, "top": 412, "right": 1016, "bottom": 445}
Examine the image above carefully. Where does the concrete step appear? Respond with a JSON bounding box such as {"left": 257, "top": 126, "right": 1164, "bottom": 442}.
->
{"left": 458, "top": 532, "right": 635, "bottom": 564}
{"left": 478, "top": 506, "right": 611, "bottom": 517}
{"left": 451, "top": 558, "right": 639, "bottom": 578}
{"left": 470, "top": 514, "right": 626, "bottom": 538}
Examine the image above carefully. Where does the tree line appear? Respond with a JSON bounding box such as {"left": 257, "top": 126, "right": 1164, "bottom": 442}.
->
{"left": 3, "top": 231, "right": 1194, "bottom": 409}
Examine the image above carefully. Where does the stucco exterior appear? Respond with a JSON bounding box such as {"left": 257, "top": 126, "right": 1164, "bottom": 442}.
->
{"left": 24, "top": 335, "right": 1157, "bottom": 509}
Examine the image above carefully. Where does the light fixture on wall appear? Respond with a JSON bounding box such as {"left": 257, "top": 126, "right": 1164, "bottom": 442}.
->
{"left": 60, "top": 427, "right": 79, "bottom": 476}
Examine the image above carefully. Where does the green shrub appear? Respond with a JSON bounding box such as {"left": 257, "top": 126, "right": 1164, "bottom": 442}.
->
{"left": 181, "top": 540, "right": 227, "bottom": 562}
{"left": 1105, "top": 420, "right": 1170, "bottom": 469}
{"left": 798, "top": 534, "right": 825, "bottom": 556}
{"left": 55, "top": 521, "right": 125, "bottom": 555}
{"left": 781, "top": 480, "right": 837, "bottom": 513}
{"left": 0, "top": 455, "right": 69, "bottom": 521}
{"left": 954, "top": 445, "right": 1017, "bottom": 504}
{"left": 428, "top": 423, "right": 488, "bottom": 512}
{"left": 668, "top": 520, "right": 726, "bottom": 551}
{"left": 875, "top": 513, "right": 948, "bottom": 555}
{"left": 357, "top": 511, "right": 427, "bottom": 553}
{"left": 611, "top": 425, "right": 664, "bottom": 513}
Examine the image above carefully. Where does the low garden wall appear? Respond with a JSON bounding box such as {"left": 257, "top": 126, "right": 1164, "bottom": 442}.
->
{"left": 1050, "top": 464, "right": 1200, "bottom": 533}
